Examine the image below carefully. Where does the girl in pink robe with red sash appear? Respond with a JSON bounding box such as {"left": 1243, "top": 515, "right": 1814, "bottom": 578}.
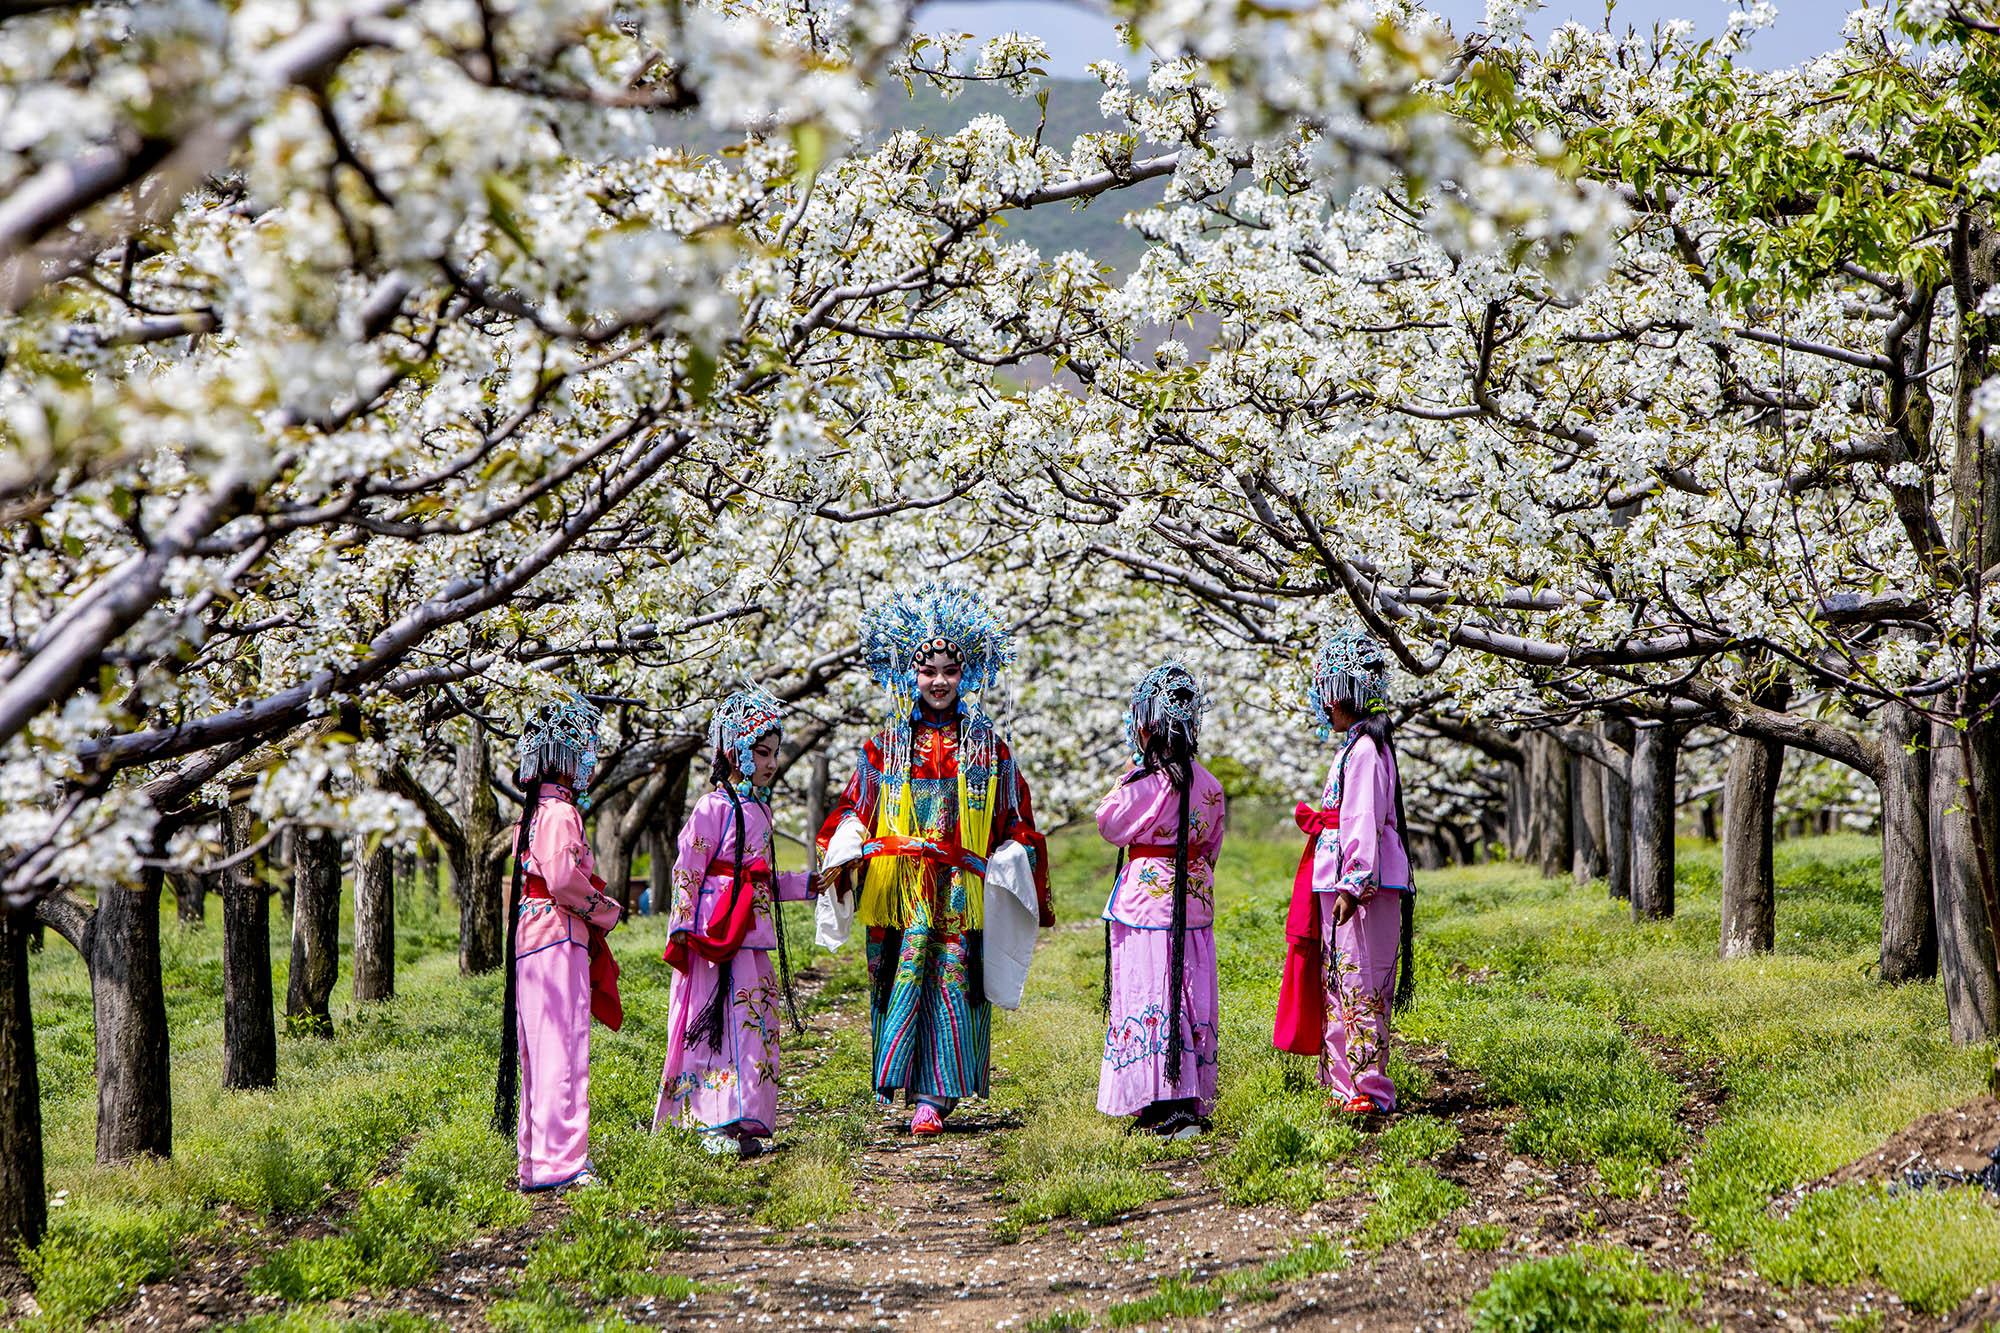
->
{"left": 654, "top": 688, "right": 815, "bottom": 1157}
{"left": 1273, "top": 629, "right": 1415, "bottom": 1114}
{"left": 1096, "top": 662, "right": 1227, "bottom": 1138}
{"left": 497, "top": 695, "right": 623, "bottom": 1191}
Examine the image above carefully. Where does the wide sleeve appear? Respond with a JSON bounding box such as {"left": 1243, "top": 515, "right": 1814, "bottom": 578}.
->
{"left": 776, "top": 869, "right": 815, "bottom": 902}
{"left": 1326, "top": 737, "right": 1388, "bottom": 902}
{"left": 997, "top": 747, "right": 1053, "bottom": 928}
{"left": 531, "top": 801, "right": 621, "bottom": 930}
{"left": 667, "top": 795, "right": 724, "bottom": 936}
{"left": 815, "top": 737, "right": 881, "bottom": 863}
{"left": 1093, "top": 770, "right": 1159, "bottom": 848}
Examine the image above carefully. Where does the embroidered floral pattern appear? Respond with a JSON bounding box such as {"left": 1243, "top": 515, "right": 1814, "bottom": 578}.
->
{"left": 1103, "top": 1004, "right": 1218, "bottom": 1070}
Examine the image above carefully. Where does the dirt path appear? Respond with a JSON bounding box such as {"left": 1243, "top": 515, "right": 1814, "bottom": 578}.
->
{"left": 107, "top": 980, "right": 1955, "bottom": 1332}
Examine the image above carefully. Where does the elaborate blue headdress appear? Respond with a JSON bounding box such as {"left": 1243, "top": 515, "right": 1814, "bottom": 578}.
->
{"left": 709, "top": 686, "right": 785, "bottom": 778}
{"left": 861, "top": 580, "right": 1014, "bottom": 704}
{"left": 1308, "top": 625, "right": 1391, "bottom": 739}
{"left": 518, "top": 693, "right": 604, "bottom": 798}
{"left": 1125, "top": 660, "right": 1209, "bottom": 761}
{"left": 861, "top": 581, "right": 1013, "bottom": 798}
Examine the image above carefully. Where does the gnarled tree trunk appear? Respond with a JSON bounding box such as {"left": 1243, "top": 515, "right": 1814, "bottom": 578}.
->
{"left": 1879, "top": 703, "right": 1938, "bottom": 983}
{"left": 0, "top": 904, "right": 46, "bottom": 1268}
{"left": 286, "top": 829, "right": 340, "bottom": 1037}
{"left": 456, "top": 734, "right": 504, "bottom": 974}
{"left": 1720, "top": 730, "right": 1784, "bottom": 958}
{"left": 353, "top": 840, "right": 394, "bottom": 1003}
{"left": 1932, "top": 717, "right": 2000, "bottom": 1042}
{"left": 220, "top": 804, "right": 276, "bottom": 1089}
{"left": 1523, "top": 732, "right": 1573, "bottom": 879}
{"left": 94, "top": 871, "right": 173, "bottom": 1161}
{"left": 1603, "top": 720, "right": 1634, "bottom": 901}
{"left": 169, "top": 865, "right": 207, "bottom": 926}
{"left": 1573, "top": 752, "right": 1607, "bottom": 884}
{"left": 1931, "top": 207, "right": 2000, "bottom": 1043}
{"left": 1629, "top": 723, "right": 1683, "bottom": 921}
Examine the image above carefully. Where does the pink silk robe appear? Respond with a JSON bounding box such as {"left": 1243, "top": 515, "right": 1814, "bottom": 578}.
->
{"left": 515, "top": 792, "right": 622, "bottom": 1189}
{"left": 1312, "top": 728, "right": 1410, "bottom": 1110}
{"left": 1095, "top": 764, "right": 1228, "bottom": 1116}
{"left": 653, "top": 789, "right": 812, "bottom": 1138}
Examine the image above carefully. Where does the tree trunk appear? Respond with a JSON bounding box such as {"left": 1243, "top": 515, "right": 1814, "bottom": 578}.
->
{"left": 1603, "top": 721, "right": 1634, "bottom": 901}
{"left": 1878, "top": 703, "right": 1938, "bottom": 983}
{"left": 0, "top": 904, "right": 46, "bottom": 1267}
{"left": 806, "top": 751, "right": 831, "bottom": 877}
{"left": 645, "top": 753, "right": 696, "bottom": 914}
{"left": 650, "top": 753, "right": 695, "bottom": 916}
{"left": 420, "top": 835, "right": 440, "bottom": 917}
{"left": 1932, "top": 716, "right": 2000, "bottom": 1042}
{"left": 1931, "top": 208, "right": 2000, "bottom": 1043}
{"left": 94, "top": 872, "right": 173, "bottom": 1161}
{"left": 353, "top": 840, "right": 394, "bottom": 1004}
{"left": 1523, "top": 733, "right": 1573, "bottom": 879}
{"left": 169, "top": 867, "right": 207, "bottom": 927}
{"left": 1629, "top": 723, "right": 1682, "bottom": 921}
{"left": 276, "top": 826, "right": 296, "bottom": 919}
{"left": 591, "top": 785, "right": 636, "bottom": 917}
{"left": 1573, "top": 752, "right": 1608, "bottom": 883}
{"left": 1504, "top": 756, "right": 1530, "bottom": 862}
{"left": 1698, "top": 798, "right": 1719, "bottom": 843}
{"left": 1720, "top": 731, "right": 1783, "bottom": 958}
{"left": 456, "top": 734, "right": 504, "bottom": 974}
{"left": 220, "top": 804, "right": 277, "bottom": 1089}
{"left": 286, "top": 829, "right": 340, "bottom": 1037}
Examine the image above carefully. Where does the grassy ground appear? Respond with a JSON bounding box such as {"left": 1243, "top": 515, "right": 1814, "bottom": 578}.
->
{"left": 15, "top": 809, "right": 2000, "bottom": 1329}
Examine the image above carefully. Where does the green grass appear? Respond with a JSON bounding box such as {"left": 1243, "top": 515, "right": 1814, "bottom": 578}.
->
{"left": 17, "top": 878, "right": 836, "bottom": 1330}
{"left": 1459, "top": 1222, "right": 1509, "bottom": 1251}
{"left": 1468, "top": 1244, "right": 1699, "bottom": 1332}
{"left": 24, "top": 801, "right": 2000, "bottom": 1326}
{"left": 1394, "top": 834, "right": 2000, "bottom": 1311}
{"left": 1100, "top": 1236, "right": 1346, "bottom": 1327}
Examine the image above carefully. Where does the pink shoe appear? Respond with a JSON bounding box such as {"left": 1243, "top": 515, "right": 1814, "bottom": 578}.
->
{"left": 910, "top": 1104, "right": 945, "bottom": 1136}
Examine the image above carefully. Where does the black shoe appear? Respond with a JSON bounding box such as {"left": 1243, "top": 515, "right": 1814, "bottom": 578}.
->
{"left": 1152, "top": 1109, "right": 1210, "bottom": 1141}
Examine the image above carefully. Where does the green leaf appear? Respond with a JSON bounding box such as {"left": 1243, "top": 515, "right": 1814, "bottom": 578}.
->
{"left": 483, "top": 174, "right": 534, "bottom": 258}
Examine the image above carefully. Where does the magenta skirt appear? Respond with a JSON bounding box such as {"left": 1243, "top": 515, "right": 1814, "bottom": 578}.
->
{"left": 1097, "top": 922, "right": 1220, "bottom": 1117}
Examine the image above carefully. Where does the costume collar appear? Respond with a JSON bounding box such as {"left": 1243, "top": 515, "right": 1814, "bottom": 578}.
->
{"left": 911, "top": 699, "right": 965, "bottom": 730}
{"left": 540, "top": 783, "right": 578, "bottom": 805}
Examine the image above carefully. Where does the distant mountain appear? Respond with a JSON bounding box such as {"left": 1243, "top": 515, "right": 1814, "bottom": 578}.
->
{"left": 874, "top": 77, "right": 1169, "bottom": 276}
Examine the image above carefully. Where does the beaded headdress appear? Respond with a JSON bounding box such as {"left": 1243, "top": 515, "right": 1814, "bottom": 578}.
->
{"left": 518, "top": 693, "right": 604, "bottom": 795}
{"left": 862, "top": 580, "right": 1014, "bottom": 702}
{"left": 709, "top": 686, "right": 785, "bottom": 778}
{"left": 1308, "top": 625, "right": 1391, "bottom": 739}
{"left": 1125, "top": 660, "right": 1209, "bottom": 761}
{"left": 861, "top": 581, "right": 1013, "bottom": 797}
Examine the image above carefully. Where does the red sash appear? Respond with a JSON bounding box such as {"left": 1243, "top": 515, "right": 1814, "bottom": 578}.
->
{"left": 662, "top": 859, "right": 771, "bottom": 972}
{"left": 861, "top": 834, "right": 988, "bottom": 877}
{"left": 588, "top": 926, "right": 622, "bottom": 1031}
{"left": 1273, "top": 802, "right": 1338, "bottom": 1056}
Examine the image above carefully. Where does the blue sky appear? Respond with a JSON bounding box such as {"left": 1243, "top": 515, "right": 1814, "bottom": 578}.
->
{"left": 914, "top": 1, "right": 1850, "bottom": 74}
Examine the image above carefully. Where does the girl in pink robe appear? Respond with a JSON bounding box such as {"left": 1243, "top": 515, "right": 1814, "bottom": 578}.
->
{"left": 499, "top": 695, "right": 623, "bottom": 1191}
{"left": 654, "top": 688, "right": 815, "bottom": 1157}
{"left": 1277, "top": 628, "right": 1415, "bottom": 1114}
{"left": 1096, "top": 662, "right": 1228, "bottom": 1138}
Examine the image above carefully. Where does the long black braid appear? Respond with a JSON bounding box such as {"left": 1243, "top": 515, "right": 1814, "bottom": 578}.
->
{"left": 1131, "top": 697, "right": 1200, "bottom": 1086}
{"left": 494, "top": 777, "right": 546, "bottom": 1135}
{"left": 752, "top": 782, "right": 805, "bottom": 1037}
